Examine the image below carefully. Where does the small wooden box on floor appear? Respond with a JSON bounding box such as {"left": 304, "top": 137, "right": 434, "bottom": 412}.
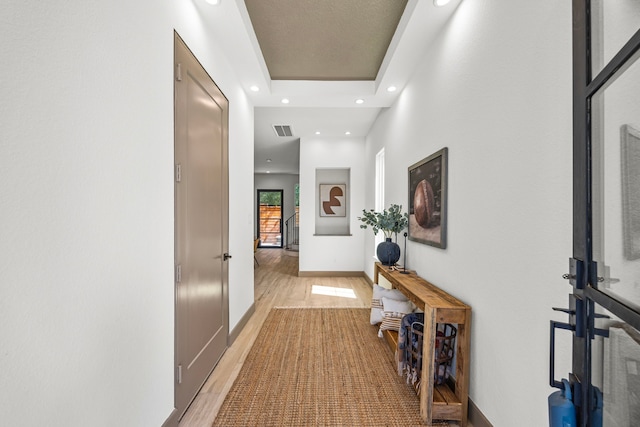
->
{"left": 373, "top": 262, "right": 472, "bottom": 427}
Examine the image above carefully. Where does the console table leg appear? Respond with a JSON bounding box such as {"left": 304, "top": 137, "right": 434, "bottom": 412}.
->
{"left": 456, "top": 309, "right": 471, "bottom": 427}
{"left": 420, "top": 306, "right": 437, "bottom": 425}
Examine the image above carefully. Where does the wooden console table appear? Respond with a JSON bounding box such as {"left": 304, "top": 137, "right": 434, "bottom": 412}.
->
{"left": 374, "top": 262, "right": 471, "bottom": 426}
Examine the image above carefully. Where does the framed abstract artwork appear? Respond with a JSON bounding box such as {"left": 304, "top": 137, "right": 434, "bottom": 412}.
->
{"left": 319, "top": 184, "right": 346, "bottom": 217}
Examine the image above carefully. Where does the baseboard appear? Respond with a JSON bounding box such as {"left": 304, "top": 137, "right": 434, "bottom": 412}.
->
{"left": 161, "top": 408, "right": 179, "bottom": 427}
{"left": 297, "top": 270, "right": 366, "bottom": 278}
{"left": 228, "top": 302, "right": 255, "bottom": 345}
{"left": 363, "top": 271, "right": 373, "bottom": 286}
{"left": 468, "top": 398, "right": 493, "bottom": 427}
{"left": 161, "top": 305, "right": 255, "bottom": 427}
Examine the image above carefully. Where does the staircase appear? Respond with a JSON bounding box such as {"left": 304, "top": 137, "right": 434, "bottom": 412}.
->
{"left": 284, "top": 212, "right": 299, "bottom": 251}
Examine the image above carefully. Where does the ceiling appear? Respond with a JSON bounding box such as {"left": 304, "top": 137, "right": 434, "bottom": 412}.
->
{"left": 245, "top": 0, "right": 408, "bottom": 81}
{"left": 196, "top": 0, "right": 462, "bottom": 174}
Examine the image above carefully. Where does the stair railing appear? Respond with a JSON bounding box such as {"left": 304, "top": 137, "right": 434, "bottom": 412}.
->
{"left": 284, "top": 213, "right": 299, "bottom": 250}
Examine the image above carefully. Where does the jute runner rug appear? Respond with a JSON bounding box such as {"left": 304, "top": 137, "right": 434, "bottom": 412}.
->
{"left": 212, "top": 307, "right": 448, "bottom": 426}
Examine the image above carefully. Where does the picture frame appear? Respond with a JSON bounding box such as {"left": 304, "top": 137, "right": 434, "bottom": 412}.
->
{"left": 408, "top": 147, "right": 448, "bottom": 248}
{"left": 319, "top": 184, "right": 346, "bottom": 217}
{"left": 621, "top": 125, "right": 640, "bottom": 260}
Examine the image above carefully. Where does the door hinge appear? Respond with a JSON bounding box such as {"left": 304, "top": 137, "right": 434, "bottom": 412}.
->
{"left": 177, "top": 364, "right": 183, "bottom": 384}
{"left": 176, "top": 63, "right": 182, "bottom": 82}
{"left": 175, "top": 264, "right": 182, "bottom": 284}
{"left": 562, "top": 258, "right": 585, "bottom": 289}
{"left": 175, "top": 164, "right": 182, "bottom": 183}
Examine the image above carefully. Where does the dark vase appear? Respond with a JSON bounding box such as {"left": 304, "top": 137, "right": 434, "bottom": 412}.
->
{"left": 377, "top": 237, "right": 401, "bottom": 266}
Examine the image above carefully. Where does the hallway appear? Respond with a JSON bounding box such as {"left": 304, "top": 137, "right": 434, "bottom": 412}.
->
{"left": 179, "top": 248, "right": 373, "bottom": 426}
{"left": 4, "top": 2, "right": 617, "bottom": 425}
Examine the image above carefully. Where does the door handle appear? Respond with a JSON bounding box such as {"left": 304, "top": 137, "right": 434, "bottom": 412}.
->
{"left": 223, "top": 253, "right": 232, "bottom": 261}
{"left": 550, "top": 320, "right": 574, "bottom": 389}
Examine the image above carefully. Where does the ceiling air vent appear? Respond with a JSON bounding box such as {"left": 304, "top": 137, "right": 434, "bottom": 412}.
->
{"left": 272, "top": 124, "right": 293, "bottom": 137}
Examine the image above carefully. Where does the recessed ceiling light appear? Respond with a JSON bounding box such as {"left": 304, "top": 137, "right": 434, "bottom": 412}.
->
{"left": 266, "top": 159, "right": 272, "bottom": 163}
{"left": 250, "top": 85, "right": 260, "bottom": 92}
{"left": 355, "top": 99, "right": 364, "bottom": 104}
{"left": 387, "top": 86, "right": 397, "bottom": 92}
{"left": 266, "top": 171, "right": 270, "bottom": 174}
{"left": 205, "top": 0, "right": 221, "bottom": 5}
{"left": 315, "top": 131, "right": 321, "bottom": 135}
{"left": 434, "top": 0, "right": 450, "bottom": 6}
{"left": 345, "top": 131, "right": 351, "bottom": 135}
{"left": 281, "top": 98, "right": 290, "bottom": 104}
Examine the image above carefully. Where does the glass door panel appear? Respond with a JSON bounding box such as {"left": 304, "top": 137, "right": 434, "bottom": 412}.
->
{"left": 591, "top": 0, "right": 640, "bottom": 76}
{"left": 572, "top": 1, "right": 640, "bottom": 424}
{"left": 257, "top": 190, "right": 283, "bottom": 248}
{"left": 591, "top": 49, "right": 640, "bottom": 312}
{"left": 591, "top": 310, "right": 640, "bottom": 426}
{"left": 589, "top": 10, "right": 640, "bottom": 425}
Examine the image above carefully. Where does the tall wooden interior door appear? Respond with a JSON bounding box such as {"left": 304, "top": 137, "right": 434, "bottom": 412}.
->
{"left": 174, "top": 33, "right": 229, "bottom": 418}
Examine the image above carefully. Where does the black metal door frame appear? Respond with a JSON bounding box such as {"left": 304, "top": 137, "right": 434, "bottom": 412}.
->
{"left": 257, "top": 189, "right": 284, "bottom": 248}
{"left": 571, "top": 1, "right": 640, "bottom": 425}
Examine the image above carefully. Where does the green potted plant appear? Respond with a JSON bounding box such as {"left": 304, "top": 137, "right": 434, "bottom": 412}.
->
{"left": 358, "top": 204, "right": 409, "bottom": 265}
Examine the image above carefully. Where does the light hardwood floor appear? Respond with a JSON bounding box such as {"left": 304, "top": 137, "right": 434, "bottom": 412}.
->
{"left": 178, "top": 248, "right": 374, "bottom": 427}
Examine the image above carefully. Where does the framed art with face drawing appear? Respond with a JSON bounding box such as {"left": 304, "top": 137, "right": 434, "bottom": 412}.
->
{"left": 408, "top": 147, "right": 448, "bottom": 248}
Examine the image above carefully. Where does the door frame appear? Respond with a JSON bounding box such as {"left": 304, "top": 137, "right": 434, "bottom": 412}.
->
{"left": 571, "top": 2, "right": 640, "bottom": 425}
{"left": 257, "top": 189, "right": 284, "bottom": 248}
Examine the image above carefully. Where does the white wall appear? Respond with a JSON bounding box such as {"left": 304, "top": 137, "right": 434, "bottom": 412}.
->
{"left": 300, "top": 137, "right": 366, "bottom": 272}
{"left": 0, "top": 1, "right": 254, "bottom": 425}
{"left": 254, "top": 173, "right": 299, "bottom": 239}
{"left": 363, "top": 1, "right": 573, "bottom": 425}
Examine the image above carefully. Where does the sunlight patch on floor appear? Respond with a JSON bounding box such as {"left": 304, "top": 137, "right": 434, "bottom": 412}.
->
{"left": 311, "top": 285, "right": 357, "bottom": 299}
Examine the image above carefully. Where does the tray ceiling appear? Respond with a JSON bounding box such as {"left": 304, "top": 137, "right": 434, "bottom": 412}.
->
{"left": 244, "top": 0, "right": 408, "bottom": 81}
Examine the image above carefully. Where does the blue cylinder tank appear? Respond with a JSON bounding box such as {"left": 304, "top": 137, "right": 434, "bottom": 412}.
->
{"left": 549, "top": 379, "right": 577, "bottom": 427}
